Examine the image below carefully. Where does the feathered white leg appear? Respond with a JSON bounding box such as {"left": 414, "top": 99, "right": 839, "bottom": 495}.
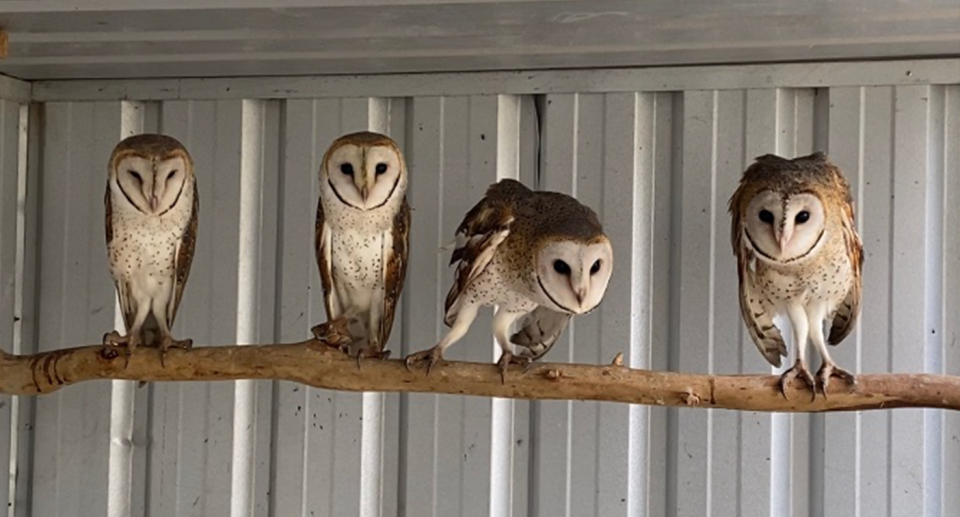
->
{"left": 405, "top": 304, "right": 479, "bottom": 375}
{"left": 492, "top": 308, "right": 527, "bottom": 383}
{"left": 808, "top": 303, "right": 856, "bottom": 397}
{"left": 779, "top": 303, "right": 816, "bottom": 400}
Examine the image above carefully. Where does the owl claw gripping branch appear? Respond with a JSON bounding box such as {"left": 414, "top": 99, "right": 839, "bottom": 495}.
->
{"left": 405, "top": 179, "right": 613, "bottom": 382}
{"left": 730, "top": 152, "right": 863, "bottom": 400}
{"left": 104, "top": 134, "right": 199, "bottom": 368}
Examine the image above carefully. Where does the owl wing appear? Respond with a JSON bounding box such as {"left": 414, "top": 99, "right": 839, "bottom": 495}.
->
{"left": 105, "top": 185, "right": 136, "bottom": 331}
{"left": 444, "top": 195, "right": 515, "bottom": 326}
{"left": 730, "top": 194, "right": 788, "bottom": 367}
{"left": 828, "top": 200, "right": 863, "bottom": 344}
{"left": 167, "top": 182, "right": 199, "bottom": 327}
{"left": 379, "top": 199, "right": 411, "bottom": 346}
{"left": 509, "top": 306, "right": 572, "bottom": 361}
{"left": 315, "top": 198, "right": 340, "bottom": 321}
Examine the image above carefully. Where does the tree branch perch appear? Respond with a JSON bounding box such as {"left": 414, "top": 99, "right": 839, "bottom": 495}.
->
{"left": 2, "top": 325, "right": 958, "bottom": 412}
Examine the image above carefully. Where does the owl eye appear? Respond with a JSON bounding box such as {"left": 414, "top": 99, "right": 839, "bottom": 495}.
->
{"left": 128, "top": 170, "right": 142, "bottom": 183}
{"left": 375, "top": 163, "right": 388, "bottom": 175}
{"left": 795, "top": 211, "right": 810, "bottom": 224}
{"left": 758, "top": 209, "right": 774, "bottom": 224}
{"left": 340, "top": 163, "right": 354, "bottom": 176}
{"left": 166, "top": 169, "right": 178, "bottom": 181}
{"left": 590, "top": 259, "right": 602, "bottom": 275}
{"left": 553, "top": 260, "right": 571, "bottom": 275}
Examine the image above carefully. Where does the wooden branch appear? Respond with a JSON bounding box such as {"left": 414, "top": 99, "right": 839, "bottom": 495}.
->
{"left": 1, "top": 324, "right": 958, "bottom": 412}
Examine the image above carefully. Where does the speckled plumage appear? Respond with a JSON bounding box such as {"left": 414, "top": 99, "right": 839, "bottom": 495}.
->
{"left": 406, "top": 179, "right": 614, "bottom": 377}
{"left": 104, "top": 134, "right": 198, "bottom": 360}
{"left": 729, "top": 152, "right": 862, "bottom": 397}
{"left": 315, "top": 131, "right": 410, "bottom": 359}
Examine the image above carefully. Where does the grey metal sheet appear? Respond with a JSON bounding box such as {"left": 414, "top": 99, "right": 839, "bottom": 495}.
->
{"left": 1, "top": 0, "right": 958, "bottom": 80}
{"left": 3, "top": 63, "right": 958, "bottom": 517}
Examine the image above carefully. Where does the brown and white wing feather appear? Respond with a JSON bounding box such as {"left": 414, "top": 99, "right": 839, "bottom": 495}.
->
{"left": 315, "top": 198, "right": 340, "bottom": 321}
{"left": 730, "top": 186, "right": 787, "bottom": 367}
{"left": 828, "top": 199, "right": 863, "bottom": 345}
{"left": 510, "top": 306, "right": 572, "bottom": 360}
{"left": 444, "top": 194, "right": 515, "bottom": 327}
{"left": 167, "top": 182, "right": 199, "bottom": 327}
{"left": 379, "top": 199, "right": 411, "bottom": 346}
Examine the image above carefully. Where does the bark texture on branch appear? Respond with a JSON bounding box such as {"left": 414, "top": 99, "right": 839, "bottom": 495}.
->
{"left": 2, "top": 325, "right": 958, "bottom": 412}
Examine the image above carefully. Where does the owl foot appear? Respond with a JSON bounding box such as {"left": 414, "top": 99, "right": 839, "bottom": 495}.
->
{"left": 355, "top": 346, "right": 391, "bottom": 369}
{"left": 496, "top": 351, "right": 532, "bottom": 384}
{"left": 404, "top": 346, "right": 445, "bottom": 375}
{"left": 158, "top": 336, "right": 193, "bottom": 368}
{"left": 102, "top": 331, "right": 136, "bottom": 369}
{"left": 311, "top": 319, "right": 353, "bottom": 355}
{"left": 778, "top": 360, "right": 817, "bottom": 402}
{"left": 816, "top": 362, "right": 856, "bottom": 398}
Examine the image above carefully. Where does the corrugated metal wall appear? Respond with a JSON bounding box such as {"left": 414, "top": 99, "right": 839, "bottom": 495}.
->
{"left": 0, "top": 62, "right": 958, "bottom": 517}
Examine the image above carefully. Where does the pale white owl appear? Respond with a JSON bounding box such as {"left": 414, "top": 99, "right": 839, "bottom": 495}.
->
{"left": 405, "top": 179, "right": 614, "bottom": 379}
{"left": 103, "top": 134, "right": 198, "bottom": 363}
{"left": 313, "top": 131, "right": 410, "bottom": 362}
{"left": 730, "top": 152, "right": 863, "bottom": 399}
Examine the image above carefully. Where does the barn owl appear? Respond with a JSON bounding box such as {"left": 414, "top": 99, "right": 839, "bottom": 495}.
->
{"left": 729, "top": 152, "right": 863, "bottom": 399}
{"left": 313, "top": 131, "right": 410, "bottom": 362}
{"left": 103, "top": 134, "right": 198, "bottom": 363}
{"left": 405, "top": 179, "right": 613, "bottom": 379}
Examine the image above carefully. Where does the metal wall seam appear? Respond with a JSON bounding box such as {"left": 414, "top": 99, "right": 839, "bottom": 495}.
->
{"left": 107, "top": 100, "right": 146, "bottom": 517}
{"left": 489, "top": 94, "right": 521, "bottom": 517}
{"left": 628, "top": 92, "right": 656, "bottom": 517}
{"left": 360, "top": 96, "right": 391, "bottom": 517}
{"left": 0, "top": 99, "right": 21, "bottom": 517}
{"left": 940, "top": 85, "right": 960, "bottom": 517}
{"left": 232, "top": 98, "right": 265, "bottom": 517}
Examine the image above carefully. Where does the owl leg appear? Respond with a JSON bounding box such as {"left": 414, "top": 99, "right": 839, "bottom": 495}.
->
{"left": 356, "top": 306, "right": 390, "bottom": 367}
{"left": 405, "top": 304, "right": 479, "bottom": 375}
{"left": 153, "top": 299, "right": 192, "bottom": 368}
{"left": 809, "top": 306, "right": 856, "bottom": 397}
{"left": 102, "top": 301, "right": 150, "bottom": 367}
{"left": 779, "top": 304, "right": 816, "bottom": 401}
{"left": 311, "top": 305, "right": 359, "bottom": 355}
{"left": 493, "top": 308, "right": 529, "bottom": 384}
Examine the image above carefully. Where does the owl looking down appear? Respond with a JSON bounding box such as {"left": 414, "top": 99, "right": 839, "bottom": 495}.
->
{"left": 729, "top": 152, "right": 863, "bottom": 398}
{"left": 313, "top": 131, "right": 410, "bottom": 362}
{"left": 103, "top": 134, "right": 198, "bottom": 361}
{"left": 405, "top": 179, "right": 613, "bottom": 378}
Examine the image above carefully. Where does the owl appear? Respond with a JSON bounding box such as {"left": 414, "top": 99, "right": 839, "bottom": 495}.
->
{"left": 405, "top": 179, "right": 614, "bottom": 378}
{"left": 103, "top": 134, "right": 198, "bottom": 362}
{"left": 729, "top": 152, "right": 863, "bottom": 398}
{"left": 313, "top": 131, "right": 410, "bottom": 362}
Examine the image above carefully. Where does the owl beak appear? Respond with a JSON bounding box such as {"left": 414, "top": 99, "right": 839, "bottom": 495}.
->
{"left": 360, "top": 185, "right": 369, "bottom": 202}
{"left": 575, "top": 287, "right": 587, "bottom": 307}
{"left": 150, "top": 194, "right": 159, "bottom": 212}
{"left": 778, "top": 226, "right": 793, "bottom": 254}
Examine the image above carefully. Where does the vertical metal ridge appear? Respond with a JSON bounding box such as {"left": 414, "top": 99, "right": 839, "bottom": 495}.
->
{"left": 360, "top": 96, "right": 390, "bottom": 517}
{"left": 232, "top": 99, "right": 265, "bottom": 517}
{"left": 922, "top": 85, "right": 946, "bottom": 517}
{"left": 7, "top": 102, "right": 29, "bottom": 517}
{"left": 628, "top": 91, "right": 654, "bottom": 517}
{"left": 489, "top": 94, "right": 520, "bottom": 517}
{"left": 107, "top": 100, "right": 145, "bottom": 517}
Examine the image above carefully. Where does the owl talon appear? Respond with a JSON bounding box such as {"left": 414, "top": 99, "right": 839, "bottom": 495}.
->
{"left": 158, "top": 336, "right": 192, "bottom": 368}
{"left": 102, "top": 331, "right": 136, "bottom": 369}
{"left": 405, "top": 347, "right": 444, "bottom": 375}
{"left": 778, "top": 360, "right": 817, "bottom": 401}
{"left": 816, "top": 362, "right": 856, "bottom": 398}
{"left": 356, "top": 347, "right": 391, "bottom": 369}
{"left": 496, "top": 352, "right": 532, "bottom": 384}
{"left": 311, "top": 320, "right": 353, "bottom": 354}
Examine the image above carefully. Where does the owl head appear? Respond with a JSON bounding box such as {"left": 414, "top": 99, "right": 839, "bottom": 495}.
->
{"left": 320, "top": 131, "right": 407, "bottom": 211}
{"left": 730, "top": 152, "right": 851, "bottom": 264}
{"left": 108, "top": 134, "right": 194, "bottom": 215}
{"left": 530, "top": 196, "right": 614, "bottom": 315}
